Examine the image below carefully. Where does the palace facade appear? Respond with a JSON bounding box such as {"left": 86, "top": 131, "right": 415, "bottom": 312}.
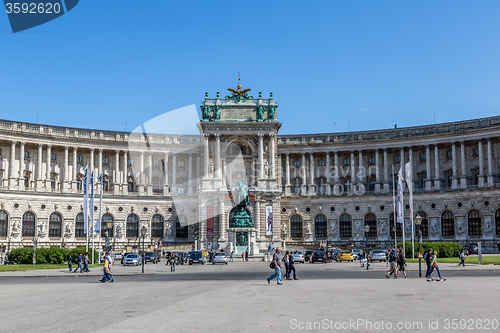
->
{"left": 1, "top": 89, "right": 500, "bottom": 254}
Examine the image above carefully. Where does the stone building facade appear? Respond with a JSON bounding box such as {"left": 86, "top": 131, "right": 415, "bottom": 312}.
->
{"left": 1, "top": 88, "right": 500, "bottom": 254}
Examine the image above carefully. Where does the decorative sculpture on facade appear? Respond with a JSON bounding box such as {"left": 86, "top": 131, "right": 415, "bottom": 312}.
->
{"left": 229, "top": 179, "right": 253, "bottom": 228}
{"left": 226, "top": 84, "right": 253, "bottom": 102}
{"left": 166, "top": 222, "right": 173, "bottom": 236}
{"left": 268, "top": 104, "right": 276, "bottom": 121}
{"left": 213, "top": 105, "right": 221, "bottom": 121}
{"left": 256, "top": 105, "right": 264, "bottom": 122}
{"left": 201, "top": 104, "right": 211, "bottom": 121}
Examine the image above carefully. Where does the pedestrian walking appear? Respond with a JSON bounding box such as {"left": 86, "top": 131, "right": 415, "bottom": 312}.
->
{"left": 266, "top": 251, "right": 270, "bottom": 262}
{"left": 395, "top": 248, "right": 407, "bottom": 279}
{"left": 170, "top": 253, "right": 176, "bottom": 272}
{"left": 245, "top": 250, "right": 249, "bottom": 261}
{"left": 458, "top": 250, "right": 466, "bottom": 267}
{"left": 67, "top": 255, "right": 72, "bottom": 272}
{"left": 385, "top": 248, "right": 397, "bottom": 279}
{"left": 99, "top": 252, "right": 114, "bottom": 283}
{"left": 385, "top": 248, "right": 391, "bottom": 267}
{"left": 288, "top": 250, "right": 298, "bottom": 280}
{"left": 242, "top": 252, "right": 245, "bottom": 262}
{"left": 83, "top": 252, "right": 89, "bottom": 272}
{"left": 283, "top": 251, "right": 291, "bottom": 280}
{"left": 267, "top": 247, "right": 283, "bottom": 285}
{"left": 74, "top": 253, "right": 83, "bottom": 273}
{"left": 424, "top": 248, "right": 433, "bottom": 278}
{"left": 427, "top": 251, "right": 446, "bottom": 282}
{"left": 230, "top": 251, "right": 234, "bottom": 262}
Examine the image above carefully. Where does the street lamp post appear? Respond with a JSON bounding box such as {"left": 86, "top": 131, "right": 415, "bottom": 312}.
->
{"left": 141, "top": 225, "right": 147, "bottom": 274}
{"left": 105, "top": 221, "right": 113, "bottom": 253}
{"left": 415, "top": 214, "right": 423, "bottom": 278}
{"left": 392, "top": 226, "right": 397, "bottom": 249}
{"left": 364, "top": 225, "right": 370, "bottom": 270}
{"left": 281, "top": 224, "right": 287, "bottom": 252}
{"left": 194, "top": 231, "right": 198, "bottom": 251}
{"left": 355, "top": 233, "right": 360, "bottom": 249}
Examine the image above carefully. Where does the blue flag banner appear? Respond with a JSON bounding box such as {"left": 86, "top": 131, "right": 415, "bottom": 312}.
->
{"left": 83, "top": 165, "right": 88, "bottom": 234}
{"left": 94, "top": 173, "right": 103, "bottom": 234}
{"left": 89, "top": 170, "right": 94, "bottom": 235}
{"left": 396, "top": 167, "right": 404, "bottom": 224}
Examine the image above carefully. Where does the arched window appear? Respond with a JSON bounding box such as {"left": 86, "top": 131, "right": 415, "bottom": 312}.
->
{"left": 290, "top": 215, "right": 303, "bottom": 238}
{"left": 0, "top": 210, "right": 8, "bottom": 237}
{"left": 314, "top": 214, "right": 327, "bottom": 238}
{"left": 416, "top": 211, "right": 428, "bottom": 237}
{"left": 339, "top": 213, "right": 352, "bottom": 238}
{"left": 441, "top": 210, "right": 455, "bottom": 236}
{"left": 176, "top": 215, "right": 189, "bottom": 238}
{"left": 151, "top": 214, "right": 164, "bottom": 238}
{"left": 126, "top": 214, "right": 139, "bottom": 238}
{"left": 75, "top": 213, "right": 85, "bottom": 238}
{"left": 364, "top": 213, "right": 377, "bottom": 238}
{"left": 49, "top": 212, "right": 62, "bottom": 237}
{"left": 22, "top": 211, "right": 35, "bottom": 237}
{"left": 468, "top": 209, "right": 481, "bottom": 236}
{"left": 101, "top": 214, "right": 114, "bottom": 237}
{"left": 389, "top": 213, "right": 403, "bottom": 238}
{"left": 496, "top": 209, "right": 500, "bottom": 236}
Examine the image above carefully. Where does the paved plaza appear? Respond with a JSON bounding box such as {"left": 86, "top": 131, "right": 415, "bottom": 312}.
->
{"left": 1, "top": 260, "right": 499, "bottom": 333}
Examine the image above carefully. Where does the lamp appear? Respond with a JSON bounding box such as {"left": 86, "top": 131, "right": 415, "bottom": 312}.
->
{"left": 141, "top": 225, "right": 147, "bottom": 273}
{"left": 414, "top": 214, "right": 423, "bottom": 277}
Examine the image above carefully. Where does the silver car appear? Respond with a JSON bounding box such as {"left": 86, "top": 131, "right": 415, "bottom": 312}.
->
{"left": 212, "top": 252, "right": 228, "bottom": 265}
{"left": 123, "top": 253, "right": 140, "bottom": 266}
{"left": 292, "top": 251, "right": 305, "bottom": 264}
{"left": 368, "top": 250, "right": 387, "bottom": 262}
{"left": 351, "top": 249, "right": 362, "bottom": 260}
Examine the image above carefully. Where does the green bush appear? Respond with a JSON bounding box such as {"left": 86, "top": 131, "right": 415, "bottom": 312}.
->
{"left": 397, "top": 241, "right": 463, "bottom": 258}
{"left": 8, "top": 247, "right": 33, "bottom": 264}
{"left": 8, "top": 246, "right": 99, "bottom": 264}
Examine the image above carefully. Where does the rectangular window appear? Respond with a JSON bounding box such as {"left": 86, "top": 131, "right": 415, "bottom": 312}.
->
{"left": 473, "top": 148, "right": 479, "bottom": 157}
{"left": 77, "top": 180, "right": 82, "bottom": 191}
{"left": 293, "top": 160, "right": 300, "bottom": 167}
{"left": 153, "top": 183, "right": 161, "bottom": 193}
{"left": 394, "top": 155, "right": 400, "bottom": 163}
{"left": 343, "top": 158, "right": 350, "bottom": 166}
{"left": 368, "top": 157, "right": 375, "bottom": 165}
{"left": 102, "top": 157, "right": 109, "bottom": 165}
{"left": 127, "top": 182, "right": 134, "bottom": 192}
{"left": 178, "top": 160, "right": 184, "bottom": 167}
{"left": 51, "top": 153, "right": 57, "bottom": 161}
{"left": 420, "top": 153, "right": 426, "bottom": 162}
{"left": 446, "top": 150, "right": 452, "bottom": 160}
{"left": 51, "top": 178, "right": 56, "bottom": 190}
{"left": 24, "top": 151, "right": 29, "bottom": 159}
{"left": 103, "top": 181, "right": 109, "bottom": 192}
{"left": 128, "top": 159, "right": 133, "bottom": 167}
{"left": 318, "top": 159, "right": 325, "bottom": 167}
{"left": 77, "top": 155, "right": 83, "bottom": 164}
{"left": 153, "top": 160, "right": 160, "bottom": 167}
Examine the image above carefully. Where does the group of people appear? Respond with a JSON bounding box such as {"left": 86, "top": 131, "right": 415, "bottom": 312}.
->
{"left": 67, "top": 253, "right": 90, "bottom": 273}
{"left": 424, "top": 248, "right": 446, "bottom": 282}
{"left": 267, "top": 248, "right": 299, "bottom": 285}
{"left": 99, "top": 251, "right": 114, "bottom": 283}
{"left": 385, "top": 247, "right": 407, "bottom": 279}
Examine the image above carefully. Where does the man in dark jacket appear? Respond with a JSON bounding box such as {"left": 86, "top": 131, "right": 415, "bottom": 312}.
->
{"left": 424, "top": 248, "right": 433, "bottom": 278}
{"left": 74, "top": 253, "right": 83, "bottom": 273}
{"left": 288, "top": 251, "right": 298, "bottom": 280}
{"left": 385, "top": 248, "right": 397, "bottom": 279}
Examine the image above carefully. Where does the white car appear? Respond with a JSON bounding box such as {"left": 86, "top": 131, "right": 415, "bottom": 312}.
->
{"left": 292, "top": 251, "right": 305, "bottom": 264}
{"left": 123, "top": 253, "right": 140, "bottom": 266}
{"left": 212, "top": 252, "right": 228, "bottom": 265}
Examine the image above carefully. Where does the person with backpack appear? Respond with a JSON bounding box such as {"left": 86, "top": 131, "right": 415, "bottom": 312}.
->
{"left": 99, "top": 251, "right": 114, "bottom": 283}
{"left": 74, "top": 253, "right": 83, "bottom": 273}
{"left": 458, "top": 250, "right": 466, "bottom": 267}
{"left": 267, "top": 247, "right": 283, "bottom": 285}
{"left": 170, "top": 253, "right": 176, "bottom": 272}
{"left": 424, "top": 248, "right": 433, "bottom": 278}
{"left": 385, "top": 248, "right": 397, "bottom": 279}
{"left": 395, "top": 247, "right": 407, "bottom": 279}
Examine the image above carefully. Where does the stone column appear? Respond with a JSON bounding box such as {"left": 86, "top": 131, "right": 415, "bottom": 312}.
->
{"left": 122, "top": 151, "right": 128, "bottom": 194}
{"left": 301, "top": 152, "right": 307, "bottom": 194}
{"left": 9, "top": 141, "right": 16, "bottom": 189}
{"left": 425, "top": 145, "right": 432, "bottom": 190}
{"left": 383, "top": 149, "right": 389, "bottom": 192}
{"left": 19, "top": 142, "right": 25, "bottom": 189}
{"left": 98, "top": 149, "right": 103, "bottom": 178}
{"left": 188, "top": 153, "right": 194, "bottom": 195}
{"left": 478, "top": 140, "right": 484, "bottom": 188}
{"left": 255, "top": 200, "right": 261, "bottom": 240}
{"left": 269, "top": 133, "right": 275, "bottom": 179}
{"left": 309, "top": 152, "right": 315, "bottom": 195}
{"left": 350, "top": 151, "right": 356, "bottom": 184}
{"left": 252, "top": 158, "right": 257, "bottom": 187}
{"left": 147, "top": 153, "right": 153, "bottom": 195}
{"left": 215, "top": 134, "right": 221, "bottom": 181}
{"left": 334, "top": 151, "right": 339, "bottom": 184}
{"left": 45, "top": 145, "right": 51, "bottom": 191}
{"left": 37, "top": 144, "right": 43, "bottom": 190}
{"left": 90, "top": 149, "right": 94, "bottom": 176}
{"left": 163, "top": 152, "right": 169, "bottom": 195}
{"left": 374, "top": 149, "right": 381, "bottom": 193}
{"left": 285, "top": 153, "right": 291, "bottom": 195}
{"left": 63, "top": 146, "right": 69, "bottom": 192}
{"left": 196, "top": 154, "right": 201, "bottom": 188}
{"left": 452, "top": 142, "right": 458, "bottom": 189}
{"left": 172, "top": 153, "right": 177, "bottom": 186}
{"left": 114, "top": 150, "right": 120, "bottom": 194}
{"left": 218, "top": 199, "right": 226, "bottom": 242}
{"left": 325, "top": 152, "right": 331, "bottom": 195}
{"left": 487, "top": 139, "right": 493, "bottom": 186}
{"left": 138, "top": 151, "right": 145, "bottom": 195}
{"left": 258, "top": 134, "right": 264, "bottom": 179}
{"left": 460, "top": 141, "right": 467, "bottom": 189}
{"left": 400, "top": 147, "right": 405, "bottom": 173}
{"left": 434, "top": 145, "right": 440, "bottom": 189}
{"left": 203, "top": 135, "right": 209, "bottom": 178}
{"left": 72, "top": 147, "right": 77, "bottom": 192}
{"left": 358, "top": 150, "right": 364, "bottom": 183}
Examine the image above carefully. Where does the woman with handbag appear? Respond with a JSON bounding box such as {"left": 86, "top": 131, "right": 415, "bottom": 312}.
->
{"left": 427, "top": 251, "right": 446, "bottom": 282}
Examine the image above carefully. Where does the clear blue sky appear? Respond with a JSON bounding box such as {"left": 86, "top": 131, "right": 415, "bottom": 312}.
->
{"left": 1, "top": 1, "right": 500, "bottom": 135}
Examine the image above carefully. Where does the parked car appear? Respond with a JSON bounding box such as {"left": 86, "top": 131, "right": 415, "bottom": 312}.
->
{"left": 189, "top": 251, "right": 205, "bottom": 265}
{"left": 123, "top": 253, "right": 140, "bottom": 266}
{"left": 113, "top": 253, "right": 123, "bottom": 260}
{"left": 368, "top": 250, "right": 387, "bottom": 262}
{"left": 212, "top": 252, "right": 228, "bottom": 265}
{"left": 4, "top": 253, "right": 13, "bottom": 265}
{"left": 310, "top": 250, "right": 327, "bottom": 263}
{"left": 144, "top": 251, "right": 157, "bottom": 264}
{"left": 100, "top": 252, "right": 114, "bottom": 263}
{"left": 304, "top": 250, "right": 314, "bottom": 262}
{"left": 329, "top": 249, "right": 340, "bottom": 261}
{"left": 121, "top": 252, "right": 134, "bottom": 265}
{"left": 469, "top": 244, "right": 478, "bottom": 255}
{"left": 292, "top": 251, "right": 305, "bottom": 263}
{"left": 351, "top": 249, "right": 363, "bottom": 260}
{"left": 337, "top": 250, "right": 354, "bottom": 262}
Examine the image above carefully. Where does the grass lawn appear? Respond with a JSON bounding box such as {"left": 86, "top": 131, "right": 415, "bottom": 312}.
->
{"left": 0, "top": 263, "right": 102, "bottom": 272}
{"left": 406, "top": 255, "right": 500, "bottom": 265}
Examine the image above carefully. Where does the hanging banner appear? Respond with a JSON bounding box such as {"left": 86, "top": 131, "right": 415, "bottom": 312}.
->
{"left": 89, "top": 170, "right": 94, "bottom": 234}
{"left": 207, "top": 206, "right": 214, "bottom": 235}
{"left": 83, "top": 165, "right": 88, "bottom": 234}
{"left": 266, "top": 205, "right": 273, "bottom": 236}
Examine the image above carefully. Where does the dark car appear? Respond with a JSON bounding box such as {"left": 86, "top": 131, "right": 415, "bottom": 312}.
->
{"left": 469, "top": 244, "right": 478, "bottom": 255}
{"left": 304, "top": 250, "right": 314, "bottom": 262}
{"left": 310, "top": 251, "right": 327, "bottom": 263}
{"left": 189, "top": 251, "right": 205, "bottom": 265}
{"left": 144, "top": 251, "right": 157, "bottom": 264}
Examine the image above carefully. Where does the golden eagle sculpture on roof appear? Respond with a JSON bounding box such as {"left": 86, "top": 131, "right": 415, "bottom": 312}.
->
{"left": 226, "top": 83, "right": 253, "bottom": 101}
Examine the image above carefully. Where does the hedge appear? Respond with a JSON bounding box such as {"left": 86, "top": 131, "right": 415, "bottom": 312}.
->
{"left": 396, "top": 241, "right": 463, "bottom": 258}
{"left": 8, "top": 247, "right": 99, "bottom": 264}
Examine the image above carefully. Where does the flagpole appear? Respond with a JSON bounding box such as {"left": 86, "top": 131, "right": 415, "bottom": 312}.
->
{"left": 392, "top": 164, "right": 396, "bottom": 250}
{"left": 98, "top": 173, "right": 103, "bottom": 263}
{"left": 407, "top": 157, "right": 415, "bottom": 260}
{"left": 90, "top": 170, "right": 94, "bottom": 265}
{"left": 83, "top": 165, "right": 89, "bottom": 255}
